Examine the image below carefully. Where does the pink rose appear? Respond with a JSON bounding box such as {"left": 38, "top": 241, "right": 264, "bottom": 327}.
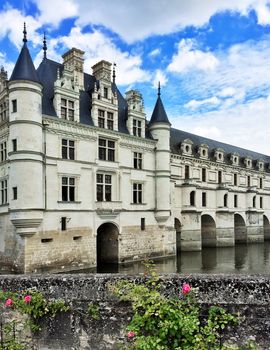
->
{"left": 5, "top": 298, "right": 13, "bottom": 307}
{"left": 127, "top": 331, "right": 136, "bottom": 338}
{"left": 24, "top": 295, "right": 32, "bottom": 303}
{"left": 181, "top": 283, "right": 191, "bottom": 295}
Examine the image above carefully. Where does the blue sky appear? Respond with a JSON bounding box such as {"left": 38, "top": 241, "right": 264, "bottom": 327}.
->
{"left": 1, "top": 0, "right": 270, "bottom": 154}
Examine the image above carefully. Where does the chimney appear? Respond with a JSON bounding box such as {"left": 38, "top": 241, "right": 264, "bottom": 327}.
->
{"left": 62, "top": 48, "right": 85, "bottom": 90}
{"left": 92, "top": 60, "right": 112, "bottom": 82}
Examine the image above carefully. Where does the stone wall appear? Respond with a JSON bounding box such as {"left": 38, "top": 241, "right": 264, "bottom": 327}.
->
{"left": 0, "top": 273, "right": 270, "bottom": 349}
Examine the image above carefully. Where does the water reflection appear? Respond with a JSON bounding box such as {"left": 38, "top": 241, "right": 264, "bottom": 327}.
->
{"left": 98, "top": 241, "right": 270, "bottom": 275}
{"left": 2, "top": 242, "right": 270, "bottom": 275}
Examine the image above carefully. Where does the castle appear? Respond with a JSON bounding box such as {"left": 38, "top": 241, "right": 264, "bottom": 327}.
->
{"left": 0, "top": 26, "right": 270, "bottom": 273}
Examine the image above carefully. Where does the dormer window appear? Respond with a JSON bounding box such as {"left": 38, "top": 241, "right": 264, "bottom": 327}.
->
{"left": 230, "top": 153, "right": 239, "bottom": 166}
{"left": 214, "top": 148, "right": 224, "bottom": 163}
{"left": 181, "top": 139, "right": 193, "bottom": 156}
{"left": 98, "top": 110, "right": 105, "bottom": 128}
{"left": 104, "top": 87, "right": 108, "bottom": 99}
{"left": 244, "top": 157, "right": 252, "bottom": 169}
{"left": 198, "top": 144, "right": 209, "bottom": 159}
{"left": 133, "top": 119, "right": 142, "bottom": 137}
{"left": 98, "top": 110, "right": 114, "bottom": 130}
{"left": 61, "top": 98, "right": 74, "bottom": 121}
{"left": 257, "top": 160, "right": 264, "bottom": 171}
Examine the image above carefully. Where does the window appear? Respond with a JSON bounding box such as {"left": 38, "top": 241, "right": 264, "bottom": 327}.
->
{"left": 134, "top": 152, "right": 142, "bottom": 169}
{"left": 247, "top": 176, "right": 251, "bottom": 187}
{"left": 62, "top": 139, "right": 75, "bottom": 160}
{"left": 133, "top": 119, "right": 142, "bottom": 137}
{"left": 260, "top": 197, "right": 263, "bottom": 209}
{"left": 234, "top": 173, "right": 237, "bottom": 186}
{"left": 202, "top": 192, "right": 207, "bottom": 207}
{"left": 12, "top": 187, "right": 17, "bottom": 200}
{"left": 234, "top": 194, "right": 238, "bottom": 208}
{"left": 202, "top": 168, "right": 206, "bottom": 182}
{"left": 96, "top": 174, "right": 112, "bottom": 202}
{"left": 224, "top": 194, "right": 228, "bottom": 207}
{"left": 1, "top": 180, "right": 7, "bottom": 205}
{"left": 259, "top": 178, "right": 263, "bottom": 189}
{"left": 0, "top": 101, "right": 8, "bottom": 121}
{"left": 11, "top": 99, "right": 17, "bottom": 113}
{"left": 98, "top": 138, "right": 115, "bottom": 162}
{"left": 104, "top": 87, "right": 108, "bottom": 99}
{"left": 133, "top": 183, "right": 143, "bottom": 204}
{"left": 185, "top": 165, "right": 190, "bottom": 180}
{"left": 253, "top": 196, "right": 256, "bottom": 208}
{"left": 0, "top": 142, "right": 7, "bottom": 162}
{"left": 190, "top": 191, "right": 195, "bottom": 206}
{"left": 98, "top": 109, "right": 105, "bottom": 128}
{"left": 61, "top": 217, "right": 67, "bottom": 231}
{"left": 141, "top": 218, "right": 145, "bottom": 231}
{"left": 62, "top": 177, "right": 75, "bottom": 202}
{"left": 61, "top": 98, "right": 74, "bottom": 121}
{"left": 12, "top": 139, "right": 17, "bottom": 152}
{"left": 107, "top": 112, "right": 114, "bottom": 130}
{"left": 218, "top": 171, "right": 222, "bottom": 184}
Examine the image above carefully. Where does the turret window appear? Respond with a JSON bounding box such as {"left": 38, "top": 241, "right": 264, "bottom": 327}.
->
{"left": 11, "top": 99, "right": 17, "bottom": 113}
{"left": 96, "top": 173, "right": 112, "bottom": 202}
{"left": 253, "top": 196, "right": 256, "bottom": 208}
{"left": 202, "top": 192, "right": 207, "bottom": 207}
{"left": 12, "top": 139, "right": 17, "bottom": 152}
{"left": 133, "top": 119, "right": 142, "bottom": 137}
{"left": 12, "top": 187, "right": 17, "bottom": 200}
{"left": 61, "top": 98, "right": 74, "bottom": 121}
{"left": 224, "top": 194, "right": 228, "bottom": 207}
{"left": 190, "top": 191, "right": 195, "bottom": 206}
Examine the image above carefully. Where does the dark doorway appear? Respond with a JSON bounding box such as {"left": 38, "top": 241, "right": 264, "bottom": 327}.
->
{"left": 97, "top": 223, "right": 119, "bottom": 271}
{"left": 234, "top": 214, "right": 247, "bottom": 243}
{"left": 201, "top": 215, "right": 216, "bottom": 247}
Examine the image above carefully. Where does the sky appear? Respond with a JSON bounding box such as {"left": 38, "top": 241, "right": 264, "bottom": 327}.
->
{"left": 1, "top": 0, "right": 270, "bottom": 155}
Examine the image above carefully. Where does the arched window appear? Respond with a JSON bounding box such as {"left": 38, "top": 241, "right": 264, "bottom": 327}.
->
{"left": 224, "top": 194, "right": 228, "bottom": 207}
{"left": 190, "top": 191, "right": 195, "bottom": 206}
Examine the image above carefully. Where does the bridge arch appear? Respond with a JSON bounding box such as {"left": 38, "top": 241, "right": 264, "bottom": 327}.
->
{"left": 234, "top": 213, "right": 247, "bottom": 243}
{"left": 201, "top": 214, "right": 216, "bottom": 247}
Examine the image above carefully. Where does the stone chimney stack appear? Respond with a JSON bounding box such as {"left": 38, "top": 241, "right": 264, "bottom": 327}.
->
{"left": 62, "top": 48, "right": 85, "bottom": 90}
{"left": 92, "top": 60, "right": 112, "bottom": 82}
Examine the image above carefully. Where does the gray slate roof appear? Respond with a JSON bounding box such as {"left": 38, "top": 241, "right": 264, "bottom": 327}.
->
{"left": 10, "top": 43, "right": 40, "bottom": 83}
{"left": 149, "top": 95, "right": 171, "bottom": 125}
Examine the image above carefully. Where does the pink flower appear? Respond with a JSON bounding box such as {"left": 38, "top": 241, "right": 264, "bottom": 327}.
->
{"left": 127, "top": 331, "right": 136, "bottom": 339}
{"left": 181, "top": 283, "right": 191, "bottom": 295}
{"left": 5, "top": 298, "right": 13, "bottom": 307}
{"left": 24, "top": 295, "right": 32, "bottom": 303}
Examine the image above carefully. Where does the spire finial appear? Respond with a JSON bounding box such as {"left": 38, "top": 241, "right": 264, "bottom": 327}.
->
{"left": 23, "top": 22, "right": 27, "bottom": 43}
{"left": 112, "top": 62, "right": 116, "bottom": 84}
{"left": 158, "top": 81, "right": 161, "bottom": 96}
{"left": 43, "top": 32, "right": 47, "bottom": 59}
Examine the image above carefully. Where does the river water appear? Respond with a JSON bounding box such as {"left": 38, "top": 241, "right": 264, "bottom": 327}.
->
{"left": 97, "top": 241, "right": 270, "bottom": 275}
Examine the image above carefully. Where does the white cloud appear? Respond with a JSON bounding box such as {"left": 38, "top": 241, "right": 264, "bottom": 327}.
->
{"left": 0, "top": 6, "right": 41, "bottom": 48}
{"left": 153, "top": 69, "right": 167, "bottom": 89}
{"left": 54, "top": 0, "right": 270, "bottom": 43}
{"left": 35, "top": 0, "right": 78, "bottom": 27}
{"left": 172, "top": 95, "right": 270, "bottom": 155}
{"left": 185, "top": 96, "right": 220, "bottom": 110}
{"left": 0, "top": 52, "right": 14, "bottom": 78}
{"left": 168, "top": 39, "right": 219, "bottom": 73}
{"left": 149, "top": 48, "right": 161, "bottom": 57}
{"left": 49, "top": 27, "right": 150, "bottom": 86}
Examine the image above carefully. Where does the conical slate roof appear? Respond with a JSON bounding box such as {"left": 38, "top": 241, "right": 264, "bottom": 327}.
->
{"left": 10, "top": 43, "right": 40, "bottom": 83}
{"left": 149, "top": 87, "right": 170, "bottom": 126}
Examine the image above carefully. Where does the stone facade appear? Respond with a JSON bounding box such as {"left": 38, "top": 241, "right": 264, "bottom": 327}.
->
{"left": 0, "top": 32, "right": 270, "bottom": 272}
